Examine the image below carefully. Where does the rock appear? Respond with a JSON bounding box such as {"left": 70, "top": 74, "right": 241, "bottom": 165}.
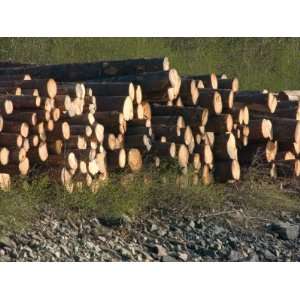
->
{"left": 150, "top": 224, "right": 158, "bottom": 232}
{"left": 0, "top": 255, "right": 11, "bottom": 262}
{"left": 0, "top": 236, "right": 16, "bottom": 249}
{"left": 264, "top": 249, "right": 276, "bottom": 261}
{"left": 0, "top": 249, "right": 5, "bottom": 256}
{"left": 60, "top": 245, "right": 70, "bottom": 256}
{"left": 213, "top": 225, "right": 225, "bottom": 235}
{"left": 247, "top": 253, "right": 260, "bottom": 262}
{"left": 161, "top": 255, "right": 178, "bottom": 262}
{"left": 189, "top": 220, "right": 195, "bottom": 229}
{"left": 97, "top": 236, "right": 107, "bottom": 243}
{"left": 270, "top": 222, "right": 299, "bottom": 241}
{"left": 178, "top": 252, "right": 188, "bottom": 261}
{"left": 157, "top": 228, "right": 167, "bottom": 236}
{"left": 228, "top": 250, "right": 241, "bottom": 261}
{"left": 149, "top": 244, "right": 168, "bottom": 257}
{"left": 120, "top": 248, "right": 132, "bottom": 260}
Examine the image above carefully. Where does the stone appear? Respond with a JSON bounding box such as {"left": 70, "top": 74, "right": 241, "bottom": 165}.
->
{"left": 248, "top": 253, "right": 260, "bottom": 262}
{"left": 178, "top": 252, "right": 188, "bottom": 261}
{"left": 264, "top": 249, "right": 276, "bottom": 261}
{"left": 228, "top": 250, "right": 241, "bottom": 261}
{"left": 60, "top": 245, "right": 70, "bottom": 256}
{"left": 150, "top": 224, "right": 158, "bottom": 232}
{"left": 213, "top": 225, "right": 225, "bottom": 235}
{"left": 270, "top": 222, "right": 299, "bottom": 241}
{"left": 189, "top": 220, "right": 195, "bottom": 229}
{"left": 147, "top": 244, "right": 167, "bottom": 257}
{"left": 161, "top": 255, "right": 178, "bottom": 262}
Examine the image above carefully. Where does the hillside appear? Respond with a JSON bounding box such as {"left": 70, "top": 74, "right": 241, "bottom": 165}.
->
{"left": 0, "top": 37, "right": 299, "bottom": 90}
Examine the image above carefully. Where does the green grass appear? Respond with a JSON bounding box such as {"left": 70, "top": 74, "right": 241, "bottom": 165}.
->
{"left": 0, "top": 168, "right": 299, "bottom": 235}
{"left": 0, "top": 37, "right": 300, "bottom": 90}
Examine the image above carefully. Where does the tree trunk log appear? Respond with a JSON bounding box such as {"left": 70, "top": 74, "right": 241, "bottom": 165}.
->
{"left": 0, "top": 57, "right": 170, "bottom": 81}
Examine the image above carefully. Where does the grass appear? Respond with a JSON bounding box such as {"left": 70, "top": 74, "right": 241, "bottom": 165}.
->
{"left": 0, "top": 37, "right": 300, "bottom": 90}
{"left": 0, "top": 167, "right": 299, "bottom": 236}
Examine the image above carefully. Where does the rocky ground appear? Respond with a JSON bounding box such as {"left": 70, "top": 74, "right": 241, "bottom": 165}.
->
{"left": 0, "top": 207, "right": 299, "bottom": 262}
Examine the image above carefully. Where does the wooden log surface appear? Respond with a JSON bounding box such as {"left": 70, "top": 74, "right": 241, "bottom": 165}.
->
{"left": 0, "top": 58, "right": 170, "bottom": 81}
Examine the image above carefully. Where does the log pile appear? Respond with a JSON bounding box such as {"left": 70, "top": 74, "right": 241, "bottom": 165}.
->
{"left": 0, "top": 56, "right": 299, "bottom": 191}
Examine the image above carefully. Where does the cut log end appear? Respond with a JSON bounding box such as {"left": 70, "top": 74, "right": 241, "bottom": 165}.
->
{"left": 127, "top": 148, "right": 142, "bottom": 172}
{"left": 178, "top": 144, "right": 189, "bottom": 168}
{"left": 266, "top": 140, "right": 278, "bottom": 162}
{"left": 47, "top": 79, "right": 58, "bottom": 98}
{"left": 135, "top": 85, "right": 142, "bottom": 104}
{"left": 214, "top": 91, "right": 223, "bottom": 115}
{"left": 163, "top": 57, "right": 170, "bottom": 71}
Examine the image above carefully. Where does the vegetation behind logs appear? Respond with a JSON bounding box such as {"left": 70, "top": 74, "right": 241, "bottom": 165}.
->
{"left": 0, "top": 38, "right": 300, "bottom": 90}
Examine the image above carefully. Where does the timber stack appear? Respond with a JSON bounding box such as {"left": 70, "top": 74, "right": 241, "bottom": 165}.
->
{"left": 0, "top": 56, "right": 298, "bottom": 191}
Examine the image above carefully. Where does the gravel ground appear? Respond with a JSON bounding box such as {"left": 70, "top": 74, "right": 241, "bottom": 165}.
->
{"left": 0, "top": 207, "right": 299, "bottom": 262}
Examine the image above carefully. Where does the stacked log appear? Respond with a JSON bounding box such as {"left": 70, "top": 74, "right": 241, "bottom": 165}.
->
{"left": 0, "top": 56, "right": 299, "bottom": 191}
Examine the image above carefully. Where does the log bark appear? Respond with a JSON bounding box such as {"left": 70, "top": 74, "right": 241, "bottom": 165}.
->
{"left": 186, "top": 74, "right": 218, "bottom": 89}
{"left": 271, "top": 117, "right": 300, "bottom": 144}
{"left": 126, "top": 126, "right": 152, "bottom": 137}
{"left": 179, "top": 78, "right": 199, "bottom": 105}
{"left": 278, "top": 90, "right": 300, "bottom": 101}
{"left": 125, "top": 134, "right": 152, "bottom": 151}
{"left": 0, "top": 79, "right": 56, "bottom": 98}
{"left": 48, "top": 140, "right": 64, "bottom": 155}
{"left": 0, "top": 74, "right": 31, "bottom": 80}
{"left": 0, "top": 158, "right": 29, "bottom": 175}
{"left": 218, "top": 78, "right": 239, "bottom": 92}
{"left": 214, "top": 159, "right": 240, "bottom": 182}
{"left": 235, "top": 92, "right": 277, "bottom": 113}
{"left": 197, "top": 90, "right": 222, "bottom": 115}
{"left": 151, "top": 104, "right": 209, "bottom": 127}
{"left": 0, "top": 87, "right": 22, "bottom": 95}
{"left": 151, "top": 115, "right": 185, "bottom": 129}
{"left": 0, "top": 95, "right": 41, "bottom": 110}
{"left": 2, "top": 121, "right": 29, "bottom": 138}
{"left": 22, "top": 88, "right": 39, "bottom": 96}
{"left": 56, "top": 82, "right": 85, "bottom": 98}
{"left": 213, "top": 133, "right": 237, "bottom": 160}
{"left": 102, "top": 70, "right": 181, "bottom": 99}
{"left": 206, "top": 114, "right": 233, "bottom": 133}
{"left": 248, "top": 119, "right": 273, "bottom": 141}
{"left": 151, "top": 142, "right": 177, "bottom": 158}
{"left": 106, "top": 149, "right": 127, "bottom": 170}
{"left": 0, "top": 147, "right": 26, "bottom": 165}
{"left": 0, "top": 57, "right": 170, "bottom": 81}
{"left": 85, "top": 82, "right": 135, "bottom": 99}
{"left": 0, "top": 133, "right": 23, "bottom": 148}
{"left": 194, "top": 143, "right": 213, "bottom": 165}
{"left": 62, "top": 113, "right": 95, "bottom": 125}
{"left": 95, "top": 96, "right": 133, "bottom": 121}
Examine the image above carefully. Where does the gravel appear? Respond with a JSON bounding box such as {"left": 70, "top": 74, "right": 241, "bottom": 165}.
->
{"left": 0, "top": 208, "right": 299, "bottom": 262}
